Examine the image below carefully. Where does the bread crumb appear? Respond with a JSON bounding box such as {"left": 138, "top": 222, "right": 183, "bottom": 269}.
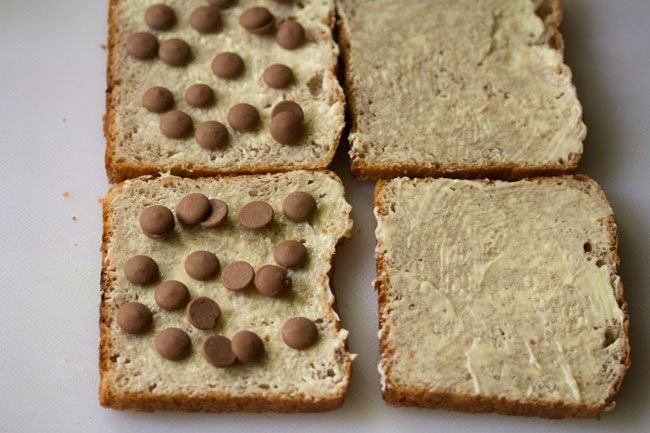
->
{"left": 72, "top": 216, "right": 78, "bottom": 222}
{"left": 62, "top": 191, "right": 70, "bottom": 198}
{"left": 100, "top": 44, "right": 107, "bottom": 50}
{"left": 63, "top": 117, "right": 68, "bottom": 123}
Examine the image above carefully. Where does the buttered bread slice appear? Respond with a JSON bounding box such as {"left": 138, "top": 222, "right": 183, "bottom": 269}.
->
{"left": 374, "top": 176, "right": 629, "bottom": 418}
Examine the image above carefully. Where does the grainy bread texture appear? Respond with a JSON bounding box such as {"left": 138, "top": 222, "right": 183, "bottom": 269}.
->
{"left": 339, "top": 0, "right": 586, "bottom": 180}
{"left": 374, "top": 176, "right": 629, "bottom": 418}
{"left": 100, "top": 170, "right": 353, "bottom": 412}
{"left": 106, "top": 0, "right": 344, "bottom": 183}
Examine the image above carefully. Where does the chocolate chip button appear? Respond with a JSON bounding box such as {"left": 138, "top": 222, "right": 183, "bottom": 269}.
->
{"left": 208, "top": 0, "right": 235, "bottom": 8}
{"left": 190, "top": 6, "right": 221, "bottom": 33}
{"left": 274, "top": 240, "right": 308, "bottom": 268}
{"left": 200, "top": 199, "right": 229, "bottom": 228}
{"left": 155, "top": 328, "right": 191, "bottom": 360}
{"left": 186, "top": 296, "right": 221, "bottom": 329}
{"left": 221, "top": 261, "right": 254, "bottom": 291}
{"left": 231, "top": 330, "right": 264, "bottom": 362}
{"left": 282, "top": 317, "right": 318, "bottom": 350}
{"left": 176, "top": 193, "right": 211, "bottom": 225}
{"left": 185, "top": 250, "right": 220, "bottom": 280}
{"left": 239, "top": 201, "right": 274, "bottom": 230}
{"left": 185, "top": 84, "right": 214, "bottom": 108}
{"left": 195, "top": 121, "right": 229, "bottom": 150}
{"left": 160, "top": 110, "right": 193, "bottom": 138}
{"left": 227, "top": 103, "right": 259, "bottom": 132}
{"left": 263, "top": 64, "right": 293, "bottom": 89}
{"left": 145, "top": 4, "right": 176, "bottom": 30}
{"left": 212, "top": 52, "right": 244, "bottom": 79}
{"left": 255, "top": 265, "right": 290, "bottom": 297}
{"left": 270, "top": 111, "right": 303, "bottom": 145}
{"left": 202, "top": 335, "right": 236, "bottom": 367}
{"left": 126, "top": 32, "right": 158, "bottom": 59}
{"left": 124, "top": 255, "right": 159, "bottom": 285}
{"left": 116, "top": 302, "right": 152, "bottom": 334}
{"left": 142, "top": 86, "right": 174, "bottom": 113}
{"left": 239, "top": 7, "right": 274, "bottom": 34}
{"left": 271, "top": 100, "right": 304, "bottom": 122}
{"left": 276, "top": 21, "right": 305, "bottom": 50}
{"left": 139, "top": 205, "right": 175, "bottom": 238}
{"left": 283, "top": 191, "right": 317, "bottom": 222}
{"left": 154, "top": 280, "right": 190, "bottom": 311}
{"left": 158, "top": 38, "right": 191, "bottom": 66}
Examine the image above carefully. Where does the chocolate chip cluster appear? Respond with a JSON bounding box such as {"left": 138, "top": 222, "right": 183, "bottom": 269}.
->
{"left": 116, "top": 189, "right": 320, "bottom": 367}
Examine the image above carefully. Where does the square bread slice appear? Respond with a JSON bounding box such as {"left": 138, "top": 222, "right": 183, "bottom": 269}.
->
{"left": 339, "top": 0, "right": 586, "bottom": 180}
{"left": 105, "top": 0, "right": 344, "bottom": 183}
{"left": 374, "top": 176, "right": 629, "bottom": 418}
{"left": 100, "top": 170, "right": 353, "bottom": 412}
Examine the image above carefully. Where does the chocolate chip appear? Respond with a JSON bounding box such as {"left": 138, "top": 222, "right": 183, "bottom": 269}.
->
{"left": 231, "top": 330, "right": 264, "bottom": 362}
{"left": 274, "top": 240, "right": 308, "bottom": 268}
{"left": 227, "top": 103, "right": 259, "bottom": 132}
{"left": 276, "top": 21, "right": 305, "bottom": 50}
{"left": 195, "top": 121, "right": 229, "bottom": 150}
{"left": 185, "top": 84, "right": 214, "bottom": 108}
{"left": 270, "top": 111, "right": 302, "bottom": 145}
{"left": 271, "top": 100, "right": 304, "bottom": 122}
{"left": 139, "top": 205, "right": 175, "bottom": 238}
{"left": 282, "top": 317, "right": 318, "bottom": 350}
{"left": 239, "top": 7, "right": 274, "bottom": 34}
{"left": 255, "top": 265, "right": 290, "bottom": 297}
{"left": 116, "top": 302, "right": 152, "bottom": 334}
{"left": 160, "top": 110, "right": 193, "bottom": 138}
{"left": 126, "top": 32, "right": 158, "bottom": 59}
{"left": 155, "top": 328, "right": 192, "bottom": 360}
{"left": 190, "top": 6, "right": 221, "bottom": 33}
{"left": 176, "top": 193, "right": 211, "bottom": 225}
{"left": 283, "top": 191, "right": 316, "bottom": 222}
{"left": 185, "top": 250, "right": 220, "bottom": 280}
{"left": 158, "top": 38, "right": 191, "bottom": 66}
{"left": 202, "top": 335, "right": 236, "bottom": 367}
{"left": 142, "top": 86, "right": 174, "bottom": 113}
{"left": 239, "top": 201, "right": 274, "bottom": 230}
{"left": 212, "top": 52, "right": 244, "bottom": 79}
{"left": 207, "top": 0, "right": 235, "bottom": 8}
{"left": 186, "top": 296, "right": 221, "bottom": 329}
{"left": 200, "top": 199, "right": 229, "bottom": 228}
{"left": 154, "top": 280, "right": 190, "bottom": 311}
{"left": 221, "top": 261, "right": 254, "bottom": 291}
{"left": 145, "top": 4, "right": 176, "bottom": 30}
{"left": 263, "top": 64, "right": 293, "bottom": 89}
{"left": 124, "top": 255, "right": 159, "bottom": 285}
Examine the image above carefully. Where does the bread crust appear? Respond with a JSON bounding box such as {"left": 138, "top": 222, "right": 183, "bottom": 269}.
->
{"left": 99, "top": 170, "right": 353, "bottom": 412}
{"left": 373, "top": 175, "right": 630, "bottom": 419}
{"left": 104, "top": 0, "right": 346, "bottom": 184}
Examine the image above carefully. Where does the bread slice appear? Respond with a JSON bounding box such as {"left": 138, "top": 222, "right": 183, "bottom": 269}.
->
{"left": 105, "top": 0, "right": 344, "bottom": 183}
{"left": 374, "top": 176, "right": 629, "bottom": 418}
{"left": 100, "top": 170, "right": 353, "bottom": 412}
{"left": 339, "top": 0, "right": 586, "bottom": 180}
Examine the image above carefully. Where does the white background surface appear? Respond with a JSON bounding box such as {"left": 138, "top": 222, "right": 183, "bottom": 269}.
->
{"left": 0, "top": 0, "right": 648, "bottom": 431}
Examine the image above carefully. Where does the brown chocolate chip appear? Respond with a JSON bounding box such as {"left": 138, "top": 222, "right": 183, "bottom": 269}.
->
{"left": 190, "top": 6, "right": 221, "bottom": 33}
{"left": 186, "top": 296, "right": 221, "bottom": 329}
{"left": 239, "top": 7, "right": 274, "bottom": 34}
{"left": 263, "top": 64, "right": 293, "bottom": 89}
{"left": 276, "top": 21, "right": 305, "bottom": 50}
{"left": 271, "top": 100, "right": 304, "bottom": 122}
{"left": 231, "top": 330, "right": 264, "bottom": 362}
{"left": 221, "top": 261, "right": 254, "bottom": 292}
{"left": 239, "top": 201, "right": 274, "bottom": 230}
{"left": 145, "top": 4, "right": 176, "bottom": 30}
{"left": 212, "top": 52, "right": 244, "bottom": 79}
{"left": 227, "top": 103, "right": 259, "bottom": 132}
{"left": 274, "top": 240, "right": 308, "bottom": 268}
{"left": 176, "top": 193, "right": 211, "bottom": 225}
{"left": 154, "top": 280, "right": 190, "bottom": 311}
{"left": 255, "top": 265, "right": 290, "bottom": 297}
{"left": 116, "top": 302, "right": 152, "bottom": 334}
{"left": 200, "top": 199, "right": 229, "bottom": 228}
{"left": 185, "top": 84, "right": 214, "bottom": 108}
{"left": 158, "top": 38, "right": 191, "bottom": 66}
{"left": 270, "top": 111, "right": 302, "bottom": 145}
{"left": 207, "top": 0, "right": 235, "bottom": 8}
{"left": 126, "top": 32, "right": 158, "bottom": 59}
{"left": 283, "top": 191, "right": 316, "bottom": 222}
{"left": 124, "top": 255, "right": 159, "bottom": 285}
{"left": 185, "top": 250, "right": 220, "bottom": 280}
{"left": 282, "top": 317, "right": 318, "bottom": 350}
{"left": 195, "top": 121, "right": 229, "bottom": 150}
{"left": 160, "top": 110, "right": 193, "bottom": 138}
{"left": 139, "top": 205, "right": 175, "bottom": 238}
{"left": 155, "top": 327, "right": 191, "bottom": 360}
{"left": 142, "top": 86, "right": 174, "bottom": 113}
{"left": 202, "top": 335, "right": 236, "bottom": 367}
